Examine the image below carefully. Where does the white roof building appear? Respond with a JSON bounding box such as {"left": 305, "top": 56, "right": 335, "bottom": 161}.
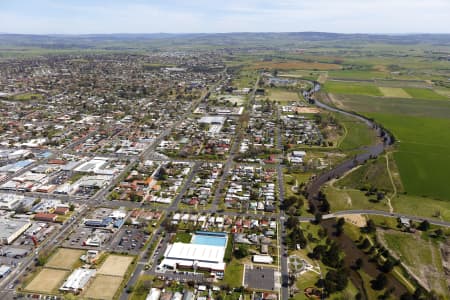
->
{"left": 60, "top": 268, "right": 96, "bottom": 291}
{"left": 161, "top": 242, "right": 226, "bottom": 272}
{"left": 253, "top": 255, "right": 274, "bottom": 264}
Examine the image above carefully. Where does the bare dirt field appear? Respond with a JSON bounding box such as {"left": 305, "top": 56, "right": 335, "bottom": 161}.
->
{"left": 26, "top": 268, "right": 69, "bottom": 293}
{"left": 97, "top": 255, "right": 133, "bottom": 277}
{"left": 84, "top": 275, "right": 122, "bottom": 300}
{"left": 379, "top": 87, "right": 412, "bottom": 98}
{"left": 45, "top": 248, "right": 84, "bottom": 270}
{"left": 343, "top": 214, "right": 367, "bottom": 227}
{"left": 294, "top": 107, "right": 320, "bottom": 114}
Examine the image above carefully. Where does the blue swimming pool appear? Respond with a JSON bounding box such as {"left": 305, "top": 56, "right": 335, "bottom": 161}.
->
{"left": 191, "top": 232, "right": 227, "bottom": 247}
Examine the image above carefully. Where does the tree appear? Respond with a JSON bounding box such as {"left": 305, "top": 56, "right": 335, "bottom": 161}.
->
{"left": 285, "top": 216, "right": 299, "bottom": 230}
{"left": 235, "top": 245, "right": 249, "bottom": 259}
{"left": 362, "top": 219, "right": 376, "bottom": 233}
{"left": 418, "top": 220, "right": 430, "bottom": 231}
{"left": 314, "top": 213, "right": 322, "bottom": 224}
{"left": 310, "top": 245, "right": 326, "bottom": 260}
{"left": 323, "top": 269, "right": 348, "bottom": 293}
{"left": 354, "top": 258, "right": 363, "bottom": 270}
{"left": 289, "top": 226, "right": 307, "bottom": 249}
{"left": 320, "top": 198, "right": 330, "bottom": 213}
{"left": 322, "top": 242, "right": 342, "bottom": 268}
{"left": 360, "top": 238, "right": 371, "bottom": 249}
{"left": 371, "top": 273, "right": 387, "bottom": 290}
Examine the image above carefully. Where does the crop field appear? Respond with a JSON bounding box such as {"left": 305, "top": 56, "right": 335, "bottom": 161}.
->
{"left": 379, "top": 87, "right": 411, "bottom": 98}
{"left": 328, "top": 70, "right": 388, "bottom": 80}
{"left": 278, "top": 70, "right": 327, "bottom": 82}
{"left": 268, "top": 89, "right": 299, "bottom": 102}
{"left": 247, "top": 60, "right": 341, "bottom": 71}
{"left": 368, "top": 113, "right": 450, "bottom": 201}
{"left": 403, "top": 87, "right": 449, "bottom": 100}
{"left": 97, "top": 255, "right": 133, "bottom": 277}
{"left": 84, "top": 275, "right": 122, "bottom": 300}
{"left": 26, "top": 268, "right": 69, "bottom": 293}
{"left": 45, "top": 248, "right": 84, "bottom": 270}
{"left": 331, "top": 94, "right": 450, "bottom": 119}
{"left": 402, "top": 87, "right": 449, "bottom": 101}
{"left": 380, "top": 231, "right": 448, "bottom": 297}
{"left": 324, "top": 81, "right": 383, "bottom": 96}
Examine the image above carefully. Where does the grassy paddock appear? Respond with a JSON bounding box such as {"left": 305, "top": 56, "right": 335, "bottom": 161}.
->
{"left": 403, "top": 87, "right": 448, "bottom": 101}
{"left": 379, "top": 87, "right": 411, "bottom": 98}
{"left": 368, "top": 113, "right": 450, "bottom": 201}
{"left": 324, "top": 81, "right": 382, "bottom": 96}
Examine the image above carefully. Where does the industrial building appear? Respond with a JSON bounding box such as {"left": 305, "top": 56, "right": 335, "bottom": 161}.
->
{"left": 0, "top": 217, "right": 32, "bottom": 245}
{"left": 160, "top": 232, "right": 227, "bottom": 273}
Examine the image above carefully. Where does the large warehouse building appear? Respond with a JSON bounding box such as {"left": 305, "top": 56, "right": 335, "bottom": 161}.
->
{"left": 160, "top": 232, "right": 227, "bottom": 274}
{"left": 0, "top": 217, "right": 32, "bottom": 245}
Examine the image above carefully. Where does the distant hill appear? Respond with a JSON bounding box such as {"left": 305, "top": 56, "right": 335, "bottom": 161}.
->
{"left": 1, "top": 32, "right": 449, "bottom": 51}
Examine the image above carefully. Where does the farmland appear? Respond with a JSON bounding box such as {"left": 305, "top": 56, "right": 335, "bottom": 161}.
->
{"left": 403, "top": 87, "right": 448, "bottom": 101}
{"left": 368, "top": 113, "right": 450, "bottom": 201}
{"left": 247, "top": 60, "right": 341, "bottom": 71}
{"left": 379, "top": 87, "right": 412, "bottom": 98}
{"left": 324, "top": 81, "right": 383, "bottom": 96}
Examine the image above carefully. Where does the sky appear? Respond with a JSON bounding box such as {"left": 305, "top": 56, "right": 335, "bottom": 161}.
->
{"left": 0, "top": 0, "right": 449, "bottom": 34}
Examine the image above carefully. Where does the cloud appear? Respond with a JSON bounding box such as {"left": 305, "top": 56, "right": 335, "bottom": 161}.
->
{"left": 0, "top": 0, "right": 449, "bottom": 34}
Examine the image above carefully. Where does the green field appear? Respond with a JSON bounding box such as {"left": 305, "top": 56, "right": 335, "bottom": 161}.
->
{"left": 324, "top": 81, "right": 383, "bottom": 96}
{"left": 381, "top": 231, "right": 448, "bottom": 297}
{"left": 331, "top": 94, "right": 450, "bottom": 119}
{"left": 403, "top": 87, "right": 448, "bottom": 101}
{"left": 336, "top": 156, "right": 394, "bottom": 192}
{"left": 328, "top": 70, "right": 388, "bottom": 80}
{"left": 335, "top": 114, "right": 377, "bottom": 151}
{"left": 324, "top": 186, "right": 390, "bottom": 212}
{"left": 223, "top": 259, "right": 244, "bottom": 287}
{"left": 368, "top": 113, "right": 450, "bottom": 201}
{"left": 11, "top": 93, "right": 44, "bottom": 101}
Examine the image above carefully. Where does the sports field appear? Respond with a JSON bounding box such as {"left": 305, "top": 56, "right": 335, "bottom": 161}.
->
{"left": 97, "top": 255, "right": 133, "bottom": 277}
{"left": 84, "top": 275, "right": 122, "bottom": 300}
{"left": 268, "top": 89, "right": 299, "bottom": 102}
{"left": 45, "top": 248, "right": 84, "bottom": 270}
{"left": 26, "top": 268, "right": 69, "bottom": 293}
{"left": 379, "top": 87, "right": 411, "bottom": 98}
